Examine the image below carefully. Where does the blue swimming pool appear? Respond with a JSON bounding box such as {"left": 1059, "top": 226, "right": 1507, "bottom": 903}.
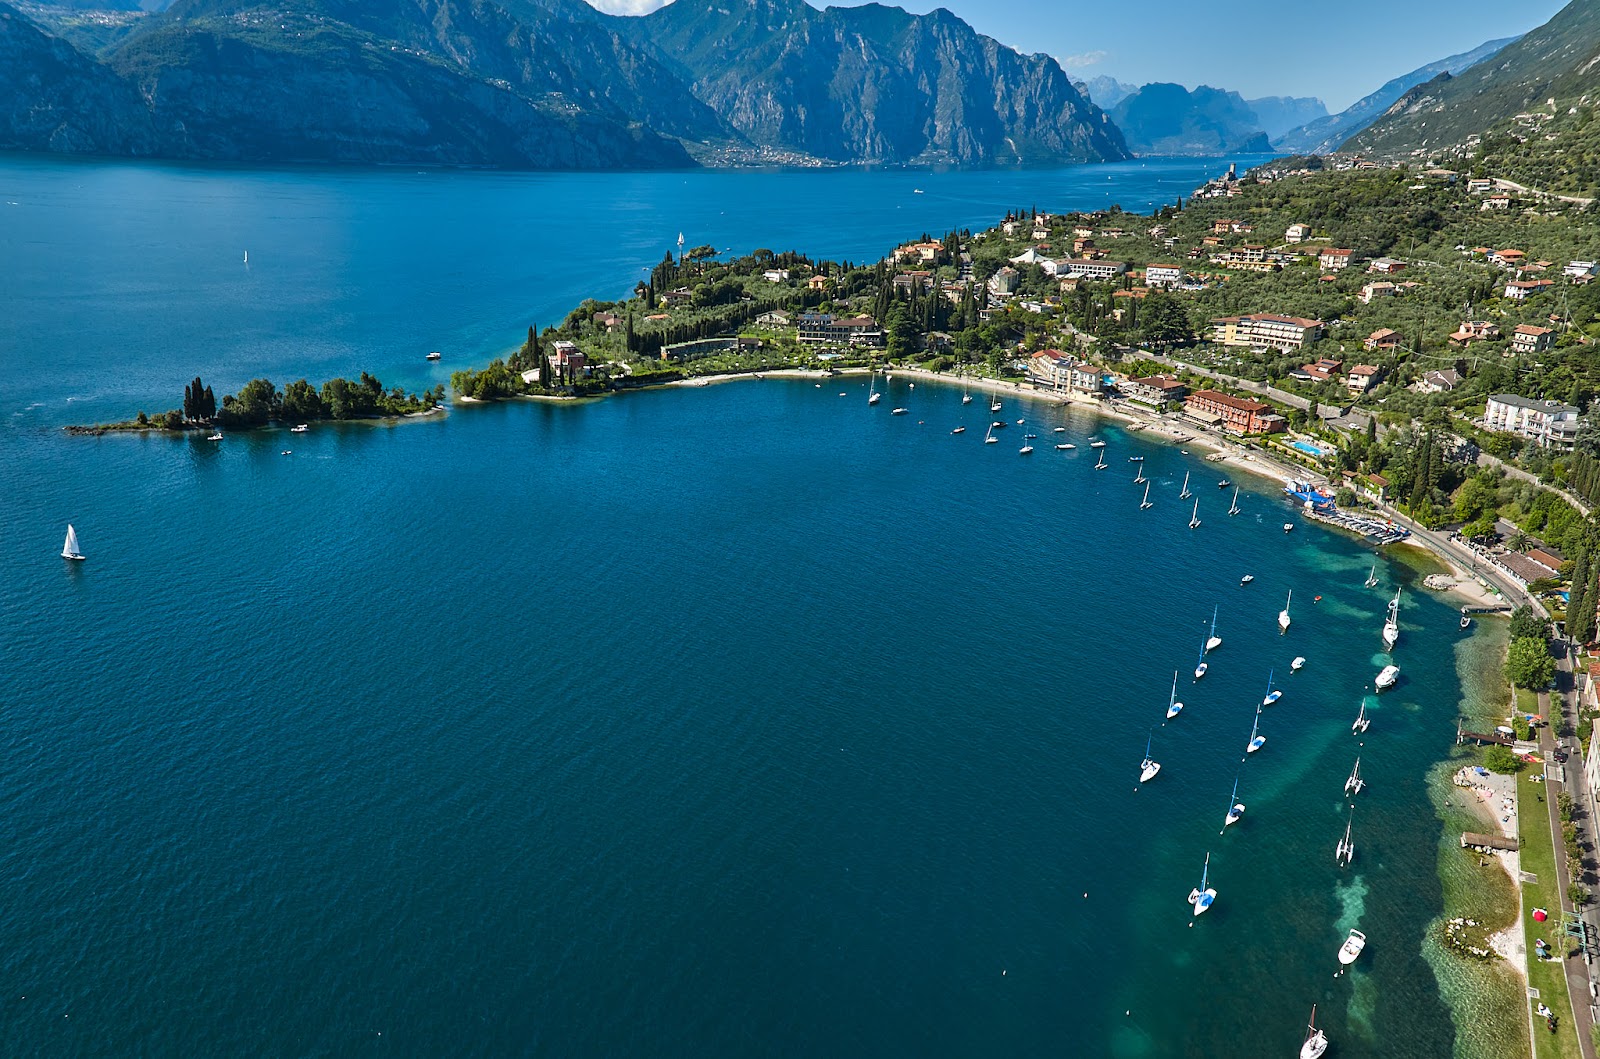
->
{"left": 1287, "top": 440, "right": 1331, "bottom": 458}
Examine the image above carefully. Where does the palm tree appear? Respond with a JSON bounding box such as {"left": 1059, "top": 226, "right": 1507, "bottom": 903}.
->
{"left": 1510, "top": 530, "right": 1532, "bottom": 552}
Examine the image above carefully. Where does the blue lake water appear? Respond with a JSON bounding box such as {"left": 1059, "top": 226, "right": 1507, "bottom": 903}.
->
{"left": 0, "top": 154, "right": 1484, "bottom": 1056}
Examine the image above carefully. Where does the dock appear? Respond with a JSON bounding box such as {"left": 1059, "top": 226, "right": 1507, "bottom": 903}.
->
{"left": 1302, "top": 506, "right": 1412, "bottom": 545}
{"left": 1456, "top": 724, "right": 1514, "bottom": 747}
{"left": 1461, "top": 832, "right": 1519, "bottom": 852}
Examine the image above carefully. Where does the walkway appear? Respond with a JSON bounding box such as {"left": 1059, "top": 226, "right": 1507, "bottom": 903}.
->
{"left": 1548, "top": 637, "right": 1600, "bottom": 1059}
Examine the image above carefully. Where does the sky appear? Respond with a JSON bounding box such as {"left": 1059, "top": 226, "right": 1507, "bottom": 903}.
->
{"left": 583, "top": 0, "right": 1569, "bottom": 112}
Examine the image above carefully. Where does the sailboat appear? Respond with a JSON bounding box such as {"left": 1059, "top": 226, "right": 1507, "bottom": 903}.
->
{"left": 1228, "top": 487, "right": 1241, "bottom": 516}
{"left": 1194, "top": 635, "right": 1209, "bottom": 680}
{"left": 1344, "top": 756, "right": 1365, "bottom": 796}
{"left": 1245, "top": 706, "right": 1265, "bottom": 754}
{"left": 1134, "top": 464, "right": 1147, "bottom": 485}
{"left": 1094, "top": 449, "right": 1107, "bottom": 470}
{"left": 1300, "top": 1006, "right": 1329, "bottom": 1059}
{"left": 1278, "top": 590, "right": 1292, "bottom": 633}
{"left": 1205, "top": 606, "right": 1221, "bottom": 652}
{"left": 61, "top": 524, "right": 85, "bottom": 561}
{"left": 1188, "top": 498, "right": 1201, "bottom": 529}
{"left": 1382, "top": 587, "right": 1401, "bottom": 649}
{"left": 1223, "top": 775, "right": 1245, "bottom": 830}
{"left": 1186, "top": 853, "right": 1216, "bottom": 916}
{"left": 1335, "top": 808, "right": 1355, "bottom": 866}
{"left": 1353, "top": 699, "right": 1371, "bottom": 734}
{"left": 951, "top": 426, "right": 966, "bottom": 435}
{"left": 984, "top": 423, "right": 998, "bottom": 445}
{"left": 962, "top": 376, "right": 973, "bottom": 405}
{"left": 1139, "top": 732, "right": 1161, "bottom": 783}
{"left": 1140, "top": 482, "right": 1153, "bottom": 510}
{"left": 990, "top": 394, "right": 1003, "bottom": 413}
{"left": 1179, "top": 471, "right": 1192, "bottom": 500}
{"left": 1364, "top": 563, "right": 1380, "bottom": 588}
{"left": 1166, "top": 671, "right": 1184, "bottom": 720}
{"left": 1019, "top": 436, "right": 1034, "bottom": 455}
{"left": 243, "top": 250, "right": 249, "bottom": 265}
{"left": 868, "top": 369, "right": 882, "bottom": 405}
{"left": 1262, "top": 669, "right": 1281, "bottom": 706}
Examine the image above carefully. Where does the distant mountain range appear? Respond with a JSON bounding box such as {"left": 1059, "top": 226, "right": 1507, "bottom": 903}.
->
{"left": 1347, "top": 0, "right": 1599, "bottom": 154}
{"left": 0, "top": 0, "right": 1128, "bottom": 169}
{"left": 1273, "top": 35, "right": 1521, "bottom": 155}
{"left": 1107, "top": 84, "right": 1272, "bottom": 156}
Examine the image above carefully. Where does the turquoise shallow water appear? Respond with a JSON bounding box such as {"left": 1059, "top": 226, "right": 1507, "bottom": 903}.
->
{"left": 0, "top": 157, "right": 1475, "bottom": 1055}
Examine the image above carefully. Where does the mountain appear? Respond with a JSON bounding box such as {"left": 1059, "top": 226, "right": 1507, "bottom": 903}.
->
{"left": 1347, "top": 2, "right": 1600, "bottom": 154}
{"left": 1076, "top": 76, "right": 1138, "bottom": 110}
{"left": 1243, "top": 96, "right": 1326, "bottom": 141}
{"left": 1273, "top": 35, "right": 1519, "bottom": 154}
{"left": 1109, "top": 83, "right": 1271, "bottom": 156}
{"left": 628, "top": 0, "right": 1128, "bottom": 166}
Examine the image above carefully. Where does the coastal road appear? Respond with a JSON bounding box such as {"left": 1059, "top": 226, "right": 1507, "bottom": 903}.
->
{"left": 1551, "top": 639, "right": 1600, "bottom": 1059}
{"left": 1539, "top": 669, "right": 1599, "bottom": 1059}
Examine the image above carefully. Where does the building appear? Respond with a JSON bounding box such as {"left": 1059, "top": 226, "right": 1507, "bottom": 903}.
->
{"left": 1566, "top": 261, "right": 1598, "bottom": 279}
{"left": 893, "top": 240, "right": 943, "bottom": 263}
{"left": 550, "top": 340, "right": 587, "bottom": 378}
{"left": 1346, "top": 364, "right": 1383, "bottom": 392}
{"left": 1449, "top": 320, "right": 1500, "bottom": 345}
{"left": 1029, "top": 350, "right": 1106, "bottom": 396}
{"left": 1511, "top": 324, "right": 1556, "bottom": 355}
{"left": 808, "top": 275, "right": 830, "bottom": 291}
{"left": 1184, "top": 390, "right": 1287, "bottom": 435}
{"left": 761, "top": 269, "right": 791, "bottom": 282}
{"left": 1319, "top": 249, "right": 1356, "bottom": 271}
{"left": 1144, "top": 264, "right": 1184, "bottom": 288}
{"left": 1058, "top": 258, "right": 1128, "bottom": 280}
{"left": 1415, "top": 369, "right": 1463, "bottom": 394}
{"left": 660, "top": 336, "right": 761, "bottom": 361}
{"left": 1359, "top": 282, "right": 1396, "bottom": 304}
{"left": 1481, "top": 194, "right": 1513, "bottom": 211}
{"left": 796, "top": 313, "right": 883, "bottom": 347}
{"left": 1505, "top": 279, "right": 1555, "bottom": 301}
{"left": 1364, "top": 329, "right": 1400, "bottom": 352}
{"left": 1121, "top": 374, "right": 1189, "bottom": 408}
{"left": 1483, "top": 394, "right": 1580, "bottom": 450}
{"left": 1467, "top": 178, "right": 1495, "bottom": 194}
{"left": 1369, "top": 258, "right": 1407, "bottom": 274}
{"left": 1491, "top": 249, "right": 1526, "bottom": 267}
{"left": 1285, "top": 223, "right": 1312, "bottom": 243}
{"left": 1295, "top": 358, "right": 1344, "bottom": 382}
{"left": 989, "top": 267, "right": 1021, "bottom": 296}
{"left": 755, "top": 310, "right": 792, "bottom": 327}
{"left": 1211, "top": 314, "right": 1326, "bottom": 352}
{"left": 891, "top": 271, "right": 935, "bottom": 292}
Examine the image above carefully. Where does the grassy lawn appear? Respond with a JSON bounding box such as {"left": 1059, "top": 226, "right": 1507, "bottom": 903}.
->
{"left": 1518, "top": 770, "right": 1586, "bottom": 1059}
{"left": 1516, "top": 686, "right": 1542, "bottom": 718}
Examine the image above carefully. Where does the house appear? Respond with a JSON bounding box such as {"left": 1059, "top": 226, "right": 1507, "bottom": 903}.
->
{"left": 756, "top": 310, "right": 792, "bottom": 327}
{"left": 1144, "top": 264, "right": 1184, "bottom": 289}
{"left": 1359, "top": 282, "right": 1396, "bottom": 304}
{"left": 1073, "top": 237, "right": 1096, "bottom": 254}
{"left": 1481, "top": 195, "right": 1513, "bottom": 210}
{"left": 662, "top": 287, "right": 695, "bottom": 306}
{"left": 1296, "top": 358, "right": 1345, "bottom": 382}
{"left": 1319, "top": 249, "right": 1356, "bottom": 271}
{"left": 660, "top": 336, "right": 761, "bottom": 361}
{"left": 1364, "top": 329, "right": 1401, "bottom": 352}
{"left": 761, "top": 269, "right": 791, "bottom": 283}
{"left": 891, "top": 271, "right": 935, "bottom": 292}
{"left": 593, "top": 312, "right": 624, "bottom": 331}
{"left": 1483, "top": 394, "right": 1580, "bottom": 450}
{"left": 989, "top": 267, "right": 1021, "bottom": 296}
{"left": 1566, "top": 261, "right": 1599, "bottom": 279}
{"left": 1212, "top": 219, "right": 1237, "bottom": 234}
{"left": 1449, "top": 320, "right": 1500, "bottom": 345}
{"left": 1211, "top": 314, "right": 1326, "bottom": 352}
{"left": 1491, "top": 249, "right": 1526, "bottom": 267}
{"left": 893, "top": 240, "right": 944, "bottom": 264}
{"left": 1184, "top": 390, "right": 1288, "bottom": 435}
{"left": 1505, "top": 279, "right": 1555, "bottom": 301}
{"left": 550, "top": 341, "right": 586, "bottom": 379}
{"left": 1511, "top": 324, "right": 1556, "bottom": 355}
{"left": 1467, "top": 178, "right": 1495, "bottom": 194}
{"left": 1346, "top": 364, "right": 1383, "bottom": 392}
{"left": 1369, "top": 258, "right": 1407, "bottom": 274}
{"left": 1285, "top": 223, "right": 1312, "bottom": 243}
{"left": 1122, "top": 374, "right": 1190, "bottom": 408}
{"left": 796, "top": 312, "right": 883, "bottom": 347}
{"left": 1058, "top": 259, "right": 1128, "bottom": 280}
{"left": 808, "top": 275, "right": 830, "bottom": 291}
{"left": 1415, "top": 369, "right": 1464, "bottom": 393}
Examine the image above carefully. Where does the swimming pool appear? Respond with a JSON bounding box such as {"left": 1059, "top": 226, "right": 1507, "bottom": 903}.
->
{"left": 1287, "top": 440, "right": 1332, "bottom": 458}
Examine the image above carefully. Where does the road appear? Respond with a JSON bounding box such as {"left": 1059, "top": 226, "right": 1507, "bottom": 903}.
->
{"left": 1494, "top": 178, "right": 1596, "bottom": 208}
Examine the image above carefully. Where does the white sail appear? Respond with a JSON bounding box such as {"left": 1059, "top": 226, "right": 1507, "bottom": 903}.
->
{"left": 62, "top": 524, "right": 83, "bottom": 560}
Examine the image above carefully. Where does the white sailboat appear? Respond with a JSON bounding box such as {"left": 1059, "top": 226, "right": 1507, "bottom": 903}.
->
{"left": 1186, "top": 852, "right": 1216, "bottom": 916}
{"left": 243, "top": 250, "right": 248, "bottom": 264}
{"left": 1166, "top": 671, "right": 1184, "bottom": 720}
{"left": 1364, "top": 563, "right": 1379, "bottom": 588}
{"left": 1300, "top": 1006, "right": 1329, "bottom": 1059}
{"left": 1134, "top": 464, "right": 1147, "bottom": 485}
{"left": 1344, "top": 756, "right": 1365, "bottom": 796}
{"left": 1246, "top": 706, "right": 1265, "bottom": 754}
{"left": 1223, "top": 775, "right": 1245, "bottom": 830}
{"left": 1094, "top": 449, "right": 1107, "bottom": 470}
{"left": 1140, "top": 482, "right": 1153, "bottom": 510}
{"left": 1205, "top": 606, "right": 1222, "bottom": 652}
{"left": 1179, "top": 471, "right": 1192, "bottom": 500}
{"left": 1338, "top": 929, "right": 1367, "bottom": 967}
{"left": 1278, "top": 590, "right": 1292, "bottom": 633}
{"left": 962, "top": 375, "right": 972, "bottom": 405}
{"left": 1382, "top": 587, "right": 1400, "bottom": 649}
{"left": 1019, "top": 438, "right": 1034, "bottom": 455}
{"left": 990, "top": 394, "right": 1003, "bottom": 413}
{"left": 1188, "top": 499, "right": 1201, "bottom": 530}
{"left": 1335, "top": 808, "right": 1355, "bottom": 866}
{"left": 1194, "top": 635, "right": 1209, "bottom": 680}
{"left": 868, "top": 369, "right": 882, "bottom": 405}
{"left": 1139, "top": 732, "right": 1161, "bottom": 783}
{"left": 1228, "top": 486, "right": 1241, "bottom": 516}
{"left": 1353, "top": 699, "right": 1371, "bottom": 734}
{"left": 1375, "top": 663, "right": 1399, "bottom": 690}
{"left": 61, "top": 524, "right": 85, "bottom": 561}
{"left": 1262, "top": 669, "right": 1281, "bottom": 706}
{"left": 984, "top": 423, "right": 998, "bottom": 445}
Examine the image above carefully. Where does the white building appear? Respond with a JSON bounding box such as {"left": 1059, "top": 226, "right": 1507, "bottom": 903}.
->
{"left": 1144, "top": 264, "right": 1184, "bottom": 288}
{"left": 1483, "top": 394, "right": 1581, "bottom": 450}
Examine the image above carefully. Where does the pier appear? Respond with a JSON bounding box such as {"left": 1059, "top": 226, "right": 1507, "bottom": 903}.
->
{"left": 1461, "top": 832, "right": 1519, "bottom": 852}
{"left": 1301, "top": 505, "right": 1411, "bottom": 545}
{"left": 1456, "top": 724, "right": 1514, "bottom": 747}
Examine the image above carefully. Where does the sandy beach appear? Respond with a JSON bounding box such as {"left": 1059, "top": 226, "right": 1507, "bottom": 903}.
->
{"left": 1452, "top": 764, "right": 1527, "bottom": 971}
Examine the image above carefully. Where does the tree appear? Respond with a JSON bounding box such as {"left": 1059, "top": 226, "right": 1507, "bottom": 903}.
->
{"left": 1509, "top": 605, "right": 1550, "bottom": 642}
{"left": 884, "top": 305, "right": 917, "bottom": 360}
{"left": 1506, "top": 636, "right": 1556, "bottom": 689}
{"left": 1483, "top": 744, "right": 1525, "bottom": 774}
{"left": 281, "top": 379, "right": 324, "bottom": 421}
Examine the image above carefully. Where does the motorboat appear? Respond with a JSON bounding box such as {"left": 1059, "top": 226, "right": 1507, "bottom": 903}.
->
{"left": 61, "top": 524, "right": 86, "bottom": 561}
{"left": 1262, "top": 670, "right": 1281, "bottom": 707}
{"left": 1290, "top": 656, "right": 1305, "bottom": 672}
{"left": 1338, "top": 929, "right": 1367, "bottom": 966}
{"left": 290, "top": 424, "right": 309, "bottom": 433}
{"left": 1166, "top": 672, "right": 1184, "bottom": 720}
{"left": 891, "top": 407, "right": 909, "bottom": 415}
{"left": 1240, "top": 574, "right": 1254, "bottom": 586}
{"left": 425, "top": 350, "right": 441, "bottom": 360}
{"left": 1278, "top": 590, "right": 1292, "bottom": 633}
{"left": 1375, "top": 664, "right": 1400, "bottom": 691}
{"left": 207, "top": 432, "right": 224, "bottom": 441}
{"left": 1057, "top": 443, "right": 1076, "bottom": 451}
{"left": 1344, "top": 756, "right": 1365, "bottom": 796}
{"left": 991, "top": 420, "right": 1007, "bottom": 429}
{"left": 1300, "top": 1006, "right": 1329, "bottom": 1059}
{"left": 1283, "top": 522, "right": 1295, "bottom": 533}
{"left": 1217, "top": 478, "right": 1231, "bottom": 488}
{"left": 951, "top": 426, "right": 966, "bottom": 435}
{"left": 1089, "top": 439, "right": 1107, "bottom": 449}
{"left": 1460, "top": 609, "right": 1472, "bottom": 630}
{"left": 1139, "top": 733, "right": 1161, "bottom": 784}
{"left": 1053, "top": 427, "right": 1066, "bottom": 433}
{"left": 1186, "top": 853, "right": 1216, "bottom": 916}
{"left": 1128, "top": 455, "right": 1145, "bottom": 462}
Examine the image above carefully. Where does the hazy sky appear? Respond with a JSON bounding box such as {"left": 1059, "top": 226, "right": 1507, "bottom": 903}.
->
{"left": 584, "top": 0, "right": 1568, "bottom": 112}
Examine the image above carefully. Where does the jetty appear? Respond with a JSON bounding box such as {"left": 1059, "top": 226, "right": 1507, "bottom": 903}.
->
{"left": 1456, "top": 722, "right": 1514, "bottom": 747}
{"left": 1461, "top": 832, "right": 1519, "bottom": 853}
{"left": 1301, "top": 505, "right": 1411, "bottom": 545}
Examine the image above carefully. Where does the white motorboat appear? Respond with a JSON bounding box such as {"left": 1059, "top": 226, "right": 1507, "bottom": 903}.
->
{"left": 425, "top": 350, "right": 441, "bottom": 360}
{"left": 1205, "top": 606, "right": 1222, "bottom": 652}
{"left": 1089, "top": 439, "right": 1107, "bottom": 449}
{"left": 207, "top": 432, "right": 224, "bottom": 441}
{"left": 1338, "top": 928, "right": 1367, "bottom": 966}
{"left": 1300, "top": 1006, "right": 1329, "bottom": 1059}
{"left": 1166, "top": 671, "right": 1183, "bottom": 720}
{"left": 1375, "top": 664, "right": 1399, "bottom": 691}
{"left": 1460, "top": 609, "right": 1472, "bottom": 629}
{"left": 1186, "top": 852, "right": 1216, "bottom": 916}
{"left": 1139, "top": 732, "right": 1161, "bottom": 784}
{"left": 1223, "top": 775, "right": 1245, "bottom": 830}
{"left": 1262, "top": 669, "right": 1281, "bottom": 707}
{"left": 1057, "top": 442, "right": 1075, "bottom": 451}
{"left": 1053, "top": 427, "right": 1066, "bottom": 433}
{"left": 1364, "top": 563, "right": 1379, "bottom": 588}
{"left": 1140, "top": 482, "right": 1153, "bottom": 510}
{"left": 1228, "top": 486, "right": 1241, "bottom": 516}
{"left": 1335, "top": 809, "right": 1355, "bottom": 866}
{"left": 61, "top": 523, "right": 86, "bottom": 561}
{"left": 1290, "top": 656, "right": 1305, "bottom": 672}
{"left": 1283, "top": 522, "right": 1295, "bottom": 533}
{"left": 1344, "top": 756, "right": 1365, "bottom": 796}
{"left": 1188, "top": 498, "right": 1201, "bottom": 530}
{"left": 1246, "top": 706, "right": 1265, "bottom": 754}
{"left": 1240, "top": 574, "right": 1254, "bottom": 586}
{"left": 1128, "top": 455, "right": 1145, "bottom": 462}
{"left": 890, "top": 407, "right": 908, "bottom": 415}
{"left": 290, "top": 423, "right": 309, "bottom": 433}
{"left": 1382, "top": 587, "right": 1401, "bottom": 649}
{"left": 951, "top": 426, "right": 966, "bottom": 435}
{"left": 1353, "top": 700, "right": 1371, "bottom": 734}
{"left": 1179, "top": 471, "right": 1192, "bottom": 500}
{"left": 1278, "top": 590, "right": 1292, "bottom": 633}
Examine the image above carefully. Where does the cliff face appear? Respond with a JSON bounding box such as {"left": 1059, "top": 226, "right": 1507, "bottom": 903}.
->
{"left": 1109, "top": 83, "right": 1271, "bottom": 157}
{"left": 631, "top": 0, "right": 1128, "bottom": 165}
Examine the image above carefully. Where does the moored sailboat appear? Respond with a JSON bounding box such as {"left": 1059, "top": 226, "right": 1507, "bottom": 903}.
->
{"left": 1353, "top": 699, "right": 1371, "bottom": 734}
{"left": 1300, "top": 1006, "right": 1329, "bottom": 1059}
{"left": 1134, "top": 464, "right": 1147, "bottom": 485}
{"left": 1344, "top": 756, "right": 1365, "bottom": 796}
{"left": 1194, "top": 635, "right": 1209, "bottom": 680}
{"left": 984, "top": 423, "right": 998, "bottom": 445}
{"left": 1179, "top": 471, "right": 1192, "bottom": 500}
{"left": 1223, "top": 775, "right": 1245, "bottom": 831}
{"left": 1278, "top": 590, "right": 1292, "bottom": 633}
{"left": 1335, "top": 808, "right": 1355, "bottom": 866}
{"left": 1290, "top": 656, "right": 1305, "bottom": 672}
{"left": 868, "top": 369, "right": 882, "bottom": 405}
{"left": 1139, "top": 732, "right": 1161, "bottom": 783}
{"left": 1262, "top": 669, "right": 1281, "bottom": 706}
{"left": 1382, "top": 587, "right": 1401, "bottom": 649}
{"left": 1364, "top": 563, "right": 1379, "bottom": 589}
{"left": 61, "top": 524, "right": 85, "bottom": 561}
{"left": 1186, "top": 852, "right": 1216, "bottom": 916}
{"left": 1140, "top": 482, "right": 1153, "bottom": 510}
{"left": 1205, "top": 606, "right": 1221, "bottom": 652}
{"left": 1228, "top": 486, "right": 1240, "bottom": 516}
{"left": 1166, "top": 671, "right": 1184, "bottom": 720}
{"left": 1095, "top": 449, "right": 1107, "bottom": 470}
{"left": 1245, "top": 706, "right": 1265, "bottom": 754}
{"left": 1188, "top": 498, "right": 1201, "bottom": 530}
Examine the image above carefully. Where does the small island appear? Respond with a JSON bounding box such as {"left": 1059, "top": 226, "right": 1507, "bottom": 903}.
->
{"left": 69, "top": 374, "right": 446, "bottom": 435}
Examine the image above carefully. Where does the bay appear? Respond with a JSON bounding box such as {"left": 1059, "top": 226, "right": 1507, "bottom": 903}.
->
{"left": 0, "top": 155, "right": 1481, "bottom": 1056}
